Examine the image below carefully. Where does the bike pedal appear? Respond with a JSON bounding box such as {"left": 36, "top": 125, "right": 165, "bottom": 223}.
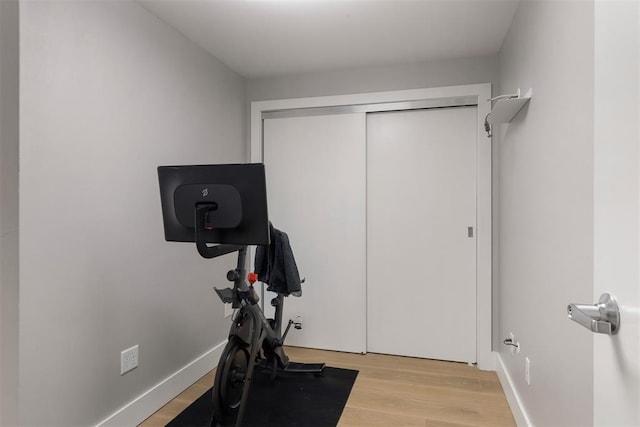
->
{"left": 283, "top": 362, "right": 325, "bottom": 374}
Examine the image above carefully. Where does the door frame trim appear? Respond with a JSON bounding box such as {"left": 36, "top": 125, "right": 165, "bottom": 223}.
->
{"left": 250, "top": 83, "right": 494, "bottom": 370}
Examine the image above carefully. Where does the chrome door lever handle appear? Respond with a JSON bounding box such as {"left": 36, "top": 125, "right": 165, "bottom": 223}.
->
{"left": 567, "top": 293, "right": 620, "bottom": 335}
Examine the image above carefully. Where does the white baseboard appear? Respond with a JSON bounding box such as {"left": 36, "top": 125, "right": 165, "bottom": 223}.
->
{"left": 96, "top": 340, "right": 227, "bottom": 427}
{"left": 495, "top": 353, "right": 534, "bottom": 427}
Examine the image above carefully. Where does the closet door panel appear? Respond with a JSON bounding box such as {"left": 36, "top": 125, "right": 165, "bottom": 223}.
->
{"left": 367, "top": 107, "right": 477, "bottom": 363}
{"left": 263, "top": 113, "right": 367, "bottom": 353}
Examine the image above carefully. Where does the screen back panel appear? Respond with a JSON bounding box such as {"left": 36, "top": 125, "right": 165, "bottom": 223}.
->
{"left": 158, "top": 163, "right": 269, "bottom": 246}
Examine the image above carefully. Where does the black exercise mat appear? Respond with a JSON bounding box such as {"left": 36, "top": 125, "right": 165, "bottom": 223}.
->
{"left": 167, "top": 366, "right": 358, "bottom": 427}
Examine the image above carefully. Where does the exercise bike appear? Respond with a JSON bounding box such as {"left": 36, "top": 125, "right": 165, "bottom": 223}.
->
{"left": 210, "top": 243, "right": 325, "bottom": 427}
{"left": 157, "top": 163, "right": 325, "bottom": 427}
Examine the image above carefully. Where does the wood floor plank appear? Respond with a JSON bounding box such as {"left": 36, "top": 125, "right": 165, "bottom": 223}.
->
{"left": 138, "top": 347, "right": 515, "bottom": 427}
{"left": 346, "top": 387, "right": 514, "bottom": 427}
{"left": 338, "top": 406, "right": 427, "bottom": 427}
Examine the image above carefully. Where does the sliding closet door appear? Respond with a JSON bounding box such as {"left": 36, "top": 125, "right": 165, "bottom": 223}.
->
{"left": 367, "top": 107, "right": 478, "bottom": 363}
{"left": 263, "top": 113, "right": 367, "bottom": 353}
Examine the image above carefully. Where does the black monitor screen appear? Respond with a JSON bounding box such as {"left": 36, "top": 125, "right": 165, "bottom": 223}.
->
{"left": 158, "top": 163, "right": 269, "bottom": 246}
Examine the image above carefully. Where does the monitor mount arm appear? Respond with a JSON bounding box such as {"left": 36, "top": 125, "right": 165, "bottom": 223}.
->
{"left": 194, "top": 204, "right": 244, "bottom": 259}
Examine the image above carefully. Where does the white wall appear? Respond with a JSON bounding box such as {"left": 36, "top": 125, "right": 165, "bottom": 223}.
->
{"left": 247, "top": 55, "right": 497, "bottom": 102}
{"left": 0, "top": 1, "right": 20, "bottom": 425}
{"left": 19, "top": 2, "right": 245, "bottom": 425}
{"left": 497, "top": 1, "right": 594, "bottom": 426}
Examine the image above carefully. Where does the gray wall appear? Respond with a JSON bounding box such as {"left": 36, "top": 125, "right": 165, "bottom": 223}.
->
{"left": 497, "top": 1, "right": 594, "bottom": 426}
{"left": 19, "top": 2, "right": 245, "bottom": 425}
{"left": 247, "top": 55, "right": 498, "bottom": 101}
{"left": 0, "top": 1, "right": 19, "bottom": 425}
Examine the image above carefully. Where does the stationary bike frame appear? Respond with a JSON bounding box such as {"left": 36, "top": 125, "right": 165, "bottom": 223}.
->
{"left": 226, "top": 256, "right": 291, "bottom": 370}
{"left": 216, "top": 247, "right": 289, "bottom": 424}
{"left": 211, "top": 246, "right": 323, "bottom": 427}
{"left": 195, "top": 206, "right": 323, "bottom": 427}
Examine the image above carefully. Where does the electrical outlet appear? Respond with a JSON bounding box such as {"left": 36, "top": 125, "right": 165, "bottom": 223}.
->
{"left": 225, "top": 303, "right": 233, "bottom": 318}
{"left": 121, "top": 345, "right": 138, "bottom": 375}
{"left": 292, "top": 315, "right": 303, "bottom": 330}
{"left": 525, "top": 357, "right": 531, "bottom": 385}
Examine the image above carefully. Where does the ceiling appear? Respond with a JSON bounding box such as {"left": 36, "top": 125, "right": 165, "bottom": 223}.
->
{"left": 140, "top": 0, "right": 520, "bottom": 79}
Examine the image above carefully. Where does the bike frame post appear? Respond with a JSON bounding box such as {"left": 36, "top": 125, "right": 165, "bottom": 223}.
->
{"left": 231, "top": 247, "right": 263, "bottom": 427}
{"left": 233, "top": 304, "right": 261, "bottom": 427}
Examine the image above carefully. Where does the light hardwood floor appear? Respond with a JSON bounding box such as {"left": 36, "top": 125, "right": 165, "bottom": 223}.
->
{"left": 139, "top": 347, "right": 515, "bottom": 427}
